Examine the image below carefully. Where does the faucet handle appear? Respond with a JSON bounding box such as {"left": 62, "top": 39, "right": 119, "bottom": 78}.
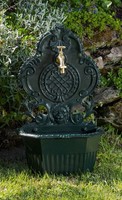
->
{"left": 57, "top": 46, "right": 67, "bottom": 74}
{"left": 57, "top": 46, "right": 66, "bottom": 50}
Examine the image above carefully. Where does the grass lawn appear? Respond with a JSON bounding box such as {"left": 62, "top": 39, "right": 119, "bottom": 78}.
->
{"left": 0, "top": 131, "right": 122, "bottom": 200}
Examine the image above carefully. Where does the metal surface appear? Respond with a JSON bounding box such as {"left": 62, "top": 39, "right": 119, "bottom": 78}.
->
{"left": 20, "top": 123, "right": 103, "bottom": 138}
{"left": 19, "top": 24, "right": 99, "bottom": 126}
{"left": 24, "top": 135, "right": 101, "bottom": 174}
{"left": 19, "top": 25, "right": 103, "bottom": 174}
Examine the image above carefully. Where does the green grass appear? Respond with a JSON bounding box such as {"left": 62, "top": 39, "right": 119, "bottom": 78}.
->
{"left": 0, "top": 132, "right": 122, "bottom": 200}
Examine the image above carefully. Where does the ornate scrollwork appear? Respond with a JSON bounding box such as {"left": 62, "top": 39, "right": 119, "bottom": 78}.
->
{"left": 39, "top": 64, "right": 79, "bottom": 103}
{"left": 70, "top": 96, "right": 94, "bottom": 124}
{"left": 37, "top": 24, "right": 83, "bottom": 55}
{"left": 84, "top": 66, "right": 96, "bottom": 76}
{"left": 82, "top": 96, "right": 94, "bottom": 119}
{"left": 24, "top": 98, "right": 49, "bottom": 124}
{"left": 26, "top": 67, "right": 35, "bottom": 76}
{"left": 18, "top": 56, "right": 41, "bottom": 98}
{"left": 50, "top": 26, "right": 71, "bottom": 51}
{"left": 19, "top": 56, "right": 40, "bottom": 78}
{"left": 70, "top": 112, "right": 83, "bottom": 124}
{"left": 19, "top": 25, "right": 99, "bottom": 126}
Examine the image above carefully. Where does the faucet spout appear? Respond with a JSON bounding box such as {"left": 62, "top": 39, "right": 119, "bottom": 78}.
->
{"left": 57, "top": 46, "right": 67, "bottom": 74}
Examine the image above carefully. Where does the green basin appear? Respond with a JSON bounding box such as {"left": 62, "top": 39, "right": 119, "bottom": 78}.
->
{"left": 20, "top": 124, "right": 103, "bottom": 174}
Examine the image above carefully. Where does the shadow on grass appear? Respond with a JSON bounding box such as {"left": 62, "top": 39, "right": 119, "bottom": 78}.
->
{"left": 0, "top": 145, "right": 28, "bottom": 175}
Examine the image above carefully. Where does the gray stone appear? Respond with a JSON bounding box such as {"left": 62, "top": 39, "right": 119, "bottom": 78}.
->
{"left": 96, "top": 99, "right": 122, "bottom": 131}
{"left": 106, "top": 46, "right": 122, "bottom": 62}
{"left": 85, "top": 51, "right": 91, "bottom": 56}
{"left": 94, "top": 56, "right": 104, "bottom": 69}
{"left": 94, "top": 87, "right": 120, "bottom": 106}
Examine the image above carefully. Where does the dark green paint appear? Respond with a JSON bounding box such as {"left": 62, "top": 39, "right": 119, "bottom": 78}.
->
{"left": 19, "top": 24, "right": 103, "bottom": 174}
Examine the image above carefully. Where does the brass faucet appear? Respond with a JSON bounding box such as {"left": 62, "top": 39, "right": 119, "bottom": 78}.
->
{"left": 57, "top": 46, "right": 67, "bottom": 74}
